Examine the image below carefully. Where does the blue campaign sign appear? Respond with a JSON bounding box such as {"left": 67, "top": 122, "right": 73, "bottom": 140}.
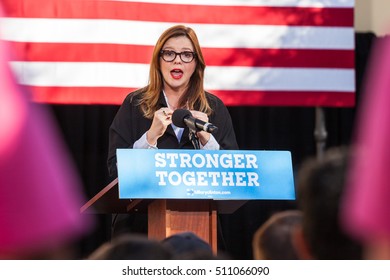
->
{"left": 117, "top": 149, "right": 295, "bottom": 200}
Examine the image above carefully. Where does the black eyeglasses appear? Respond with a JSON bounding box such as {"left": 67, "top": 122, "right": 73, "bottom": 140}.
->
{"left": 160, "top": 50, "right": 196, "bottom": 63}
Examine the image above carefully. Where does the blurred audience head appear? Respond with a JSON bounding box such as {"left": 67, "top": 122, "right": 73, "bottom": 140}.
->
{"left": 293, "top": 147, "right": 363, "bottom": 260}
{"left": 161, "top": 232, "right": 215, "bottom": 259}
{"left": 87, "top": 234, "right": 172, "bottom": 260}
{"left": 252, "top": 210, "right": 302, "bottom": 260}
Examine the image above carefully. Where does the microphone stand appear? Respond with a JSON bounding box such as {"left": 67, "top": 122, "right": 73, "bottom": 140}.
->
{"left": 189, "top": 129, "right": 200, "bottom": 150}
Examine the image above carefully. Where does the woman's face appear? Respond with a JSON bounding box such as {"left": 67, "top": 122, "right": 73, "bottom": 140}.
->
{"left": 160, "top": 36, "right": 196, "bottom": 94}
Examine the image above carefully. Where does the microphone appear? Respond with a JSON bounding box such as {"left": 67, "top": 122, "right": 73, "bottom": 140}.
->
{"left": 172, "top": 109, "right": 218, "bottom": 133}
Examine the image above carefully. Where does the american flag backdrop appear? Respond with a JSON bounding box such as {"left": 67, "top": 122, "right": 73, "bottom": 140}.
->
{"left": 0, "top": 0, "right": 355, "bottom": 106}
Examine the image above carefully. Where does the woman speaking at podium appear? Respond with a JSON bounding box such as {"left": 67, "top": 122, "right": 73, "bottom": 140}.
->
{"left": 107, "top": 25, "right": 238, "bottom": 238}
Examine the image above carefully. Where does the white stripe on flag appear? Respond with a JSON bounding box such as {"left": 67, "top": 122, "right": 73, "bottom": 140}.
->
{"left": 206, "top": 66, "right": 355, "bottom": 92}
{"left": 9, "top": 62, "right": 150, "bottom": 88}
{"left": 10, "top": 62, "right": 355, "bottom": 92}
{"left": 0, "top": 18, "right": 354, "bottom": 50}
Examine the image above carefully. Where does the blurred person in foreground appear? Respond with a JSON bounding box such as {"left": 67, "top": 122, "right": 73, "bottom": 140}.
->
{"left": 341, "top": 35, "right": 390, "bottom": 259}
{"left": 0, "top": 10, "right": 94, "bottom": 259}
{"left": 293, "top": 147, "right": 363, "bottom": 260}
{"left": 161, "top": 232, "right": 217, "bottom": 260}
{"left": 252, "top": 210, "right": 302, "bottom": 260}
{"left": 87, "top": 232, "right": 220, "bottom": 260}
{"left": 87, "top": 234, "right": 172, "bottom": 260}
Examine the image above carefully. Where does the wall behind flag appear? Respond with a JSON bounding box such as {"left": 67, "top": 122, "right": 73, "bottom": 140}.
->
{"left": 355, "top": 0, "right": 390, "bottom": 36}
{"left": 0, "top": 0, "right": 355, "bottom": 107}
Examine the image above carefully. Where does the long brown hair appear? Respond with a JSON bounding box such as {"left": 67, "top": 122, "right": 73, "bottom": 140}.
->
{"left": 137, "top": 25, "right": 212, "bottom": 119}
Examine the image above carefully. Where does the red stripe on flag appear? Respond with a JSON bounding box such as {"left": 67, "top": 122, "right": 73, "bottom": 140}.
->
{"left": 28, "top": 86, "right": 355, "bottom": 107}
{"left": 1, "top": 0, "right": 354, "bottom": 27}
{"left": 203, "top": 48, "right": 355, "bottom": 69}
{"left": 29, "top": 86, "right": 133, "bottom": 105}
{"left": 212, "top": 90, "right": 356, "bottom": 107}
{"left": 11, "top": 42, "right": 155, "bottom": 65}
{"left": 10, "top": 42, "right": 355, "bottom": 69}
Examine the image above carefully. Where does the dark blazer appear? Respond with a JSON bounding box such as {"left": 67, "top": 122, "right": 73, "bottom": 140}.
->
{"left": 107, "top": 90, "right": 238, "bottom": 177}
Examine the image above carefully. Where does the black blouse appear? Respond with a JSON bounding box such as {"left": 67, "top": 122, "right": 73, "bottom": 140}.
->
{"left": 107, "top": 90, "right": 239, "bottom": 178}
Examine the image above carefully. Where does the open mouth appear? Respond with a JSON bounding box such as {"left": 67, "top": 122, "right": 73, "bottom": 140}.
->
{"left": 170, "top": 69, "right": 183, "bottom": 79}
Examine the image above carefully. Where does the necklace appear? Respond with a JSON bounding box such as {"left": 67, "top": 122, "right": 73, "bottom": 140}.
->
{"left": 162, "top": 91, "right": 184, "bottom": 141}
{"left": 163, "top": 91, "right": 189, "bottom": 111}
{"left": 163, "top": 91, "right": 178, "bottom": 110}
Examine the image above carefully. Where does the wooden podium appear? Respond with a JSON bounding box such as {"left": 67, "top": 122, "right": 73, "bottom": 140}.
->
{"left": 81, "top": 178, "right": 246, "bottom": 253}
